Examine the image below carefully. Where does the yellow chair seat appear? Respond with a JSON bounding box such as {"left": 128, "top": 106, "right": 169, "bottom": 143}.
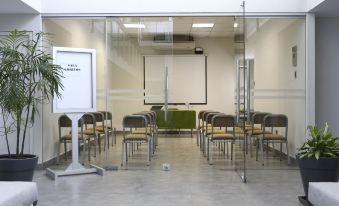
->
{"left": 81, "top": 129, "right": 96, "bottom": 135}
{"left": 200, "top": 124, "right": 212, "bottom": 130}
{"left": 96, "top": 126, "right": 112, "bottom": 132}
{"left": 206, "top": 128, "right": 225, "bottom": 135}
{"left": 249, "top": 129, "right": 271, "bottom": 135}
{"left": 132, "top": 128, "right": 152, "bottom": 135}
{"left": 261, "top": 134, "right": 286, "bottom": 140}
{"left": 233, "top": 127, "right": 245, "bottom": 133}
{"left": 125, "top": 133, "right": 149, "bottom": 141}
{"left": 61, "top": 134, "right": 83, "bottom": 140}
{"left": 208, "top": 133, "right": 235, "bottom": 140}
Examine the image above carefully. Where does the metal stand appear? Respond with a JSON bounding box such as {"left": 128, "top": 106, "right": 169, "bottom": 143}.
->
{"left": 46, "top": 113, "right": 105, "bottom": 180}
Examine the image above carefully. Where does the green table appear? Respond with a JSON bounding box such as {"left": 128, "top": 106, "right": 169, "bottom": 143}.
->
{"left": 155, "top": 110, "right": 196, "bottom": 136}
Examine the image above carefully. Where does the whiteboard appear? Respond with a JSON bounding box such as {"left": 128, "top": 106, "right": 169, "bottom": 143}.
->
{"left": 144, "top": 55, "right": 207, "bottom": 104}
{"left": 53, "top": 47, "right": 96, "bottom": 113}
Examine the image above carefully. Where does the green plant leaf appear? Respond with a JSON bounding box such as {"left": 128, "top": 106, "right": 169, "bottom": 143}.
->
{"left": 0, "top": 31, "right": 64, "bottom": 157}
{"left": 297, "top": 123, "right": 339, "bottom": 159}
{"left": 315, "top": 150, "right": 320, "bottom": 160}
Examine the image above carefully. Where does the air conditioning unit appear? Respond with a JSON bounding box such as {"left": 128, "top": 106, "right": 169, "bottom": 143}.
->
{"left": 139, "top": 34, "right": 195, "bottom": 50}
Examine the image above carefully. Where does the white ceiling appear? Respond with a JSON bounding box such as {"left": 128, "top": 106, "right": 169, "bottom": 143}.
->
{"left": 118, "top": 16, "right": 246, "bottom": 38}
{"left": 0, "top": 0, "right": 39, "bottom": 14}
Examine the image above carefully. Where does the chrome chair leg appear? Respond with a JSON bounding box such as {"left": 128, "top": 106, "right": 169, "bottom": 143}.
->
{"left": 121, "top": 141, "right": 124, "bottom": 166}
{"left": 260, "top": 137, "right": 264, "bottom": 166}
{"left": 286, "top": 141, "right": 290, "bottom": 165}
{"left": 208, "top": 139, "right": 212, "bottom": 165}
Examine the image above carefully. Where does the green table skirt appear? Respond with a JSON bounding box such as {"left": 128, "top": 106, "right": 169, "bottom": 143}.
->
{"left": 156, "top": 110, "right": 196, "bottom": 129}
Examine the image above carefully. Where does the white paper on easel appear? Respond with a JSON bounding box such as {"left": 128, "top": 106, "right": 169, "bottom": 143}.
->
{"left": 53, "top": 47, "right": 96, "bottom": 113}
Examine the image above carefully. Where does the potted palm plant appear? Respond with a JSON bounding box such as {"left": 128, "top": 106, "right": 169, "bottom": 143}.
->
{"left": 297, "top": 123, "right": 339, "bottom": 204}
{"left": 0, "top": 30, "right": 63, "bottom": 181}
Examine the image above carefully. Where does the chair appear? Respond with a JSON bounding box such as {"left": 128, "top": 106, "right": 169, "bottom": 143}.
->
{"left": 121, "top": 115, "right": 152, "bottom": 166}
{"left": 81, "top": 113, "right": 98, "bottom": 161}
{"left": 132, "top": 111, "right": 156, "bottom": 154}
{"left": 98, "top": 111, "right": 116, "bottom": 147}
{"left": 203, "top": 112, "right": 224, "bottom": 157}
{"left": 234, "top": 111, "right": 260, "bottom": 154}
{"left": 256, "top": 114, "right": 290, "bottom": 165}
{"left": 143, "top": 111, "right": 158, "bottom": 149}
{"left": 200, "top": 111, "right": 217, "bottom": 152}
{"left": 196, "top": 110, "right": 213, "bottom": 147}
{"left": 207, "top": 114, "right": 238, "bottom": 164}
{"left": 91, "top": 112, "right": 105, "bottom": 153}
{"left": 236, "top": 111, "right": 259, "bottom": 132}
{"left": 248, "top": 112, "right": 272, "bottom": 156}
{"left": 57, "top": 115, "right": 85, "bottom": 164}
{"left": 148, "top": 111, "right": 158, "bottom": 147}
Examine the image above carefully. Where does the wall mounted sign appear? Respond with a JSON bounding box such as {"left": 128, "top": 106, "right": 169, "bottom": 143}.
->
{"left": 53, "top": 47, "right": 96, "bottom": 113}
{"left": 292, "top": 45, "right": 297, "bottom": 67}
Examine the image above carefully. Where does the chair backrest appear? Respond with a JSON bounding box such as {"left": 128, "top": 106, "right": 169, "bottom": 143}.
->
{"left": 198, "top": 110, "right": 205, "bottom": 120}
{"left": 203, "top": 112, "right": 220, "bottom": 134}
{"left": 82, "top": 113, "right": 96, "bottom": 129}
{"left": 206, "top": 112, "right": 220, "bottom": 125}
{"left": 98, "top": 111, "right": 113, "bottom": 129}
{"left": 249, "top": 111, "right": 259, "bottom": 122}
{"left": 134, "top": 112, "right": 152, "bottom": 125}
{"left": 148, "top": 111, "right": 157, "bottom": 122}
{"left": 212, "top": 114, "right": 236, "bottom": 128}
{"left": 252, "top": 112, "right": 271, "bottom": 125}
{"left": 198, "top": 110, "right": 213, "bottom": 120}
{"left": 58, "top": 115, "right": 82, "bottom": 127}
{"left": 263, "top": 114, "right": 288, "bottom": 138}
{"left": 58, "top": 115, "right": 82, "bottom": 139}
{"left": 99, "top": 111, "right": 112, "bottom": 121}
{"left": 202, "top": 111, "right": 217, "bottom": 123}
{"left": 123, "top": 115, "right": 148, "bottom": 129}
{"left": 92, "top": 112, "right": 104, "bottom": 126}
{"left": 263, "top": 114, "right": 288, "bottom": 128}
{"left": 198, "top": 110, "right": 213, "bottom": 127}
{"left": 59, "top": 115, "right": 72, "bottom": 127}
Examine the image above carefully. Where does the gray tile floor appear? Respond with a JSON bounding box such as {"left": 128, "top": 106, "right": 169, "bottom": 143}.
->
{"left": 34, "top": 134, "right": 304, "bottom": 206}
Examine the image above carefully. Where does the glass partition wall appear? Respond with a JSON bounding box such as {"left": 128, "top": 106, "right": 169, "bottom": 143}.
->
{"left": 42, "top": 18, "right": 107, "bottom": 168}
{"left": 42, "top": 16, "right": 306, "bottom": 182}
{"left": 244, "top": 17, "right": 306, "bottom": 175}
{"left": 106, "top": 17, "right": 173, "bottom": 169}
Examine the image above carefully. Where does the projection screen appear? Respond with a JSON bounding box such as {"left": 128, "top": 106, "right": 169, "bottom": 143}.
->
{"left": 144, "top": 55, "right": 207, "bottom": 105}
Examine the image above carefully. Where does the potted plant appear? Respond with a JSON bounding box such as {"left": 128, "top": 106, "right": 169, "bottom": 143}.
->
{"left": 296, "top": 123, "right": 339, "bottom": 204}
{"left": 0, "top": 30, "right": 63, "bottom": 181}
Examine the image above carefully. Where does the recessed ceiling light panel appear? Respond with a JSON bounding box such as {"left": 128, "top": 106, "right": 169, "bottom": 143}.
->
{"left": 192, "top": 23, "right": 214, "bottom": 28}
{"left": 123, "top": 23, "right": 146, "bottom": 28}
